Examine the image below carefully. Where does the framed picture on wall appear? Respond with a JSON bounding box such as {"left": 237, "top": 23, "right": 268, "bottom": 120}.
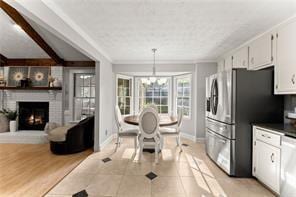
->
{"left": 7, "top": 67, "right": 29, "bottom": 87}
{"left": 29, "top": 67, "right": 50, "bottom": 87}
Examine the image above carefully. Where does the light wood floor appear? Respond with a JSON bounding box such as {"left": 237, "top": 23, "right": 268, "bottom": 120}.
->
{"left": 0, "top": 143, "right": 92, "bottom": 197}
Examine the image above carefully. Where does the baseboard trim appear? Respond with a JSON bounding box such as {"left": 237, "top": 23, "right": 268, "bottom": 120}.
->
{"left": 99, "top": 133, "right": 116, "bottom": 150}
{"left": 180, "top": 132, "right": 196, "bottom": 142}
{"left": 195, "top": 137, "right": 205, "bottom": 143}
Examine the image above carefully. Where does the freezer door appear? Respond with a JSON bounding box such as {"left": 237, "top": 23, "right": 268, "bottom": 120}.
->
{"left": 206, "top": 118, "right": 235, "bottom": 139}
{"left": 208, "top": 70, "right": 233, "bottom": 124}
{"left": 281, "top": 136, "right": 296, "bottom": 197}
{"left": 205, "top": 129, "right": 235, "bottom": 175}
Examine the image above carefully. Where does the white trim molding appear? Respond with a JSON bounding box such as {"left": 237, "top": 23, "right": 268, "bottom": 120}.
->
{"left": 180, "top": 132, "right": 196, "bottom": 142}
{"left": 99, "top": 133, "right": 116, "bottom": 150}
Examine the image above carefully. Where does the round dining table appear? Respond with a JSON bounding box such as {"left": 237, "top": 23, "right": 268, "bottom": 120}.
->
{"left": 124, "top": 114, "right": 178, "bottom": 127}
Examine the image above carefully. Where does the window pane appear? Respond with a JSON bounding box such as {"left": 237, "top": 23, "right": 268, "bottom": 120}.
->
{"left": 124, "top": 106, "right": 130, "bottom": 115}
{"left": 161, "top": 88, "right": 168, "bottom": 96}
{"left": 154, "top": 97, "right": 160, "bottom": 105}
{"left": 183, "top": 98, "right": 190, "bottom": 107}
{"left": 154, "top": 88, "right": 160, "bottom": 96}
{"left": 118, "top": 97, "right": 124, "bottom": 109}
{"left": 83, "top": 87, "right": 91, "bottom": 97}
{"left": 125, "top": 97, "right": 130, "bottom": 106}
{"left": 183, "top": 79, "right": 190, "bottom": 88}
{"left": 183, "top": 107, "right": 190, "bottom": 116}
{"left": 146, "top": 88, "right": 153, "bottom": 97}
{"left": 184, "top": 87, "right": 190, "bottom": 97}
{"left": 161, "top": 106, "right": 168, "bottom": 113}
{"left": 146, "top": 97, "right": 153, "bottom": 105}
{"left": 177, "top": 87, "right": 183, "bottom": 97}
{"left": 84, "top": 76, "right": 91, "bottom": 86}
{"left": 177, "top": 81, "right": 183, "bottom": 88}
{"left": 177, "top": 98, "right": 183, "bottom": 106}
{"left": 90, "top": 87, "right": 95, "bottom": 97}
{"left": 161, "top": 97, "right": 168, "bottom": 105}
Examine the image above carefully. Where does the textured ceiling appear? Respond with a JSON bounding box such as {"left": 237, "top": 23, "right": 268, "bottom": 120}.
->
{"left": 0, "top": 9, "right": 49, "bottom": 58}
{"left": 50, "top": 0, "right": 296, "bottom": 62}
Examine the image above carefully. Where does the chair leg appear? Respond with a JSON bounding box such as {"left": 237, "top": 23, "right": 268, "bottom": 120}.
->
{"left": 176, "top": 136, "right": 179, "bottom": 146}
{"left": 155, "top": 143, "right": 159, "bottom": 164}
{"left": 139, "top": 138, "right": 144, "bottom": 162}
{"left": 115, "top": 135, "right": 120, "bottom": 152}
{"left": 160, "top": 136, "right": 164, "bottom": 149}
{"left": 178, "top": 134, "right": 183, "bottom": 152}
{"left": 134, "top": 137, "right": 137, "bottom": 153}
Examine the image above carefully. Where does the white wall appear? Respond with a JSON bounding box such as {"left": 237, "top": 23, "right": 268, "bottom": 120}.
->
{"left": 94, "top": 58, "right": 114, "bottom": 151}
{"left": 195, "top": 63, "right": 217, "bottom": 140}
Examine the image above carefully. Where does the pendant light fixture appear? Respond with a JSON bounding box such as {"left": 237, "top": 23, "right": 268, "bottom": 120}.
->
{"left": 149, "top": 48, "right": 157, "bottom": 83}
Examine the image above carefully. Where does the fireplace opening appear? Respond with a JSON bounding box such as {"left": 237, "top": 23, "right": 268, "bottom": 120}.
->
{"left": 18, "top": 102, "right": 49, "bottom": 130}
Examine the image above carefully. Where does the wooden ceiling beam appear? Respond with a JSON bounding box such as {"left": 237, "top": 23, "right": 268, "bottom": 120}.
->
{"left": 5, "top": 58, "right": 57, "bottom": 67}
{"left": 63, "top": 61, "right": 95, "bottom": 67}
{"left": 0, "top": 1, "right": 64, "bottom": 64}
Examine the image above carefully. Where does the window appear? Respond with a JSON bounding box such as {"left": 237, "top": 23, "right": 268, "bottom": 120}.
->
{"left": 117, "top": 75, "right": 132, "bottom": 115}
{"left": 137, "top": 77, "right": 170, "bottom": 114}
{"left": 74, "top": 73, "right": 95, "bottom": 120}
{"left": 175, "top": 75, "right": 191, "bottom": 117}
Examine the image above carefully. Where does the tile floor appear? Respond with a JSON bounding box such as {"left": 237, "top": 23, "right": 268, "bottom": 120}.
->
{"left": 46, "top": 137, "right": 274, "bottom": 197}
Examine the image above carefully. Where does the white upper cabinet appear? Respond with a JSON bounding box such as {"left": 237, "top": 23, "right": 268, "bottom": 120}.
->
{"left": 232, "top": 46, "right": 248, "bottom": 69}
{"left": 275, "top": 19, "right": 296, "bottom": 94}
{"left": 248, "top": 33, "right": 274, "bottom": 70}
{"left": 224, "top": 55, "right": 233, "bottom": 70}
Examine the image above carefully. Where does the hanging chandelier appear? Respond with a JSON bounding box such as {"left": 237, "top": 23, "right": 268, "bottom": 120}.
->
{"left": 141, "top": 48, "right": 167, "bottom": 86}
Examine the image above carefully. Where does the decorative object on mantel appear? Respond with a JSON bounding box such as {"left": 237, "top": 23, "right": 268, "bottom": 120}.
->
{"left": 49, "top": 75, "right": 55, "bottom": 87}
{"left": 0, "top": 109, "right": 18, "bottom": 132}
{"left": 53, "top": 78, "right": 62, "bottom": 87}
{"left": 29, "top": 66, "right": 50, "bottom": 87}
{"left": 0, "top": 69, "right": 5, "bottom": 87}
{"left": 7, "top": 67, "right": 29, "bottom": 87}
{"left": 20, "top": 78, "right": 32, "bottom": 88}
{"left": 0, "top": 114, "right": 9, "bottom": 133}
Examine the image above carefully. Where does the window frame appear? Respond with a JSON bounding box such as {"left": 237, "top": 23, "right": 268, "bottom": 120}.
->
{"left": 116, "top": 74, "right": 133, "bottom": 116}
{"left": 174, "top": 74, "right": 192, "bottom": 119}
{"left": 73, "top": 73, "right": 96, "bottom": 120}
{"left": 135, "top": 76, "right": 172, "bottom": 115}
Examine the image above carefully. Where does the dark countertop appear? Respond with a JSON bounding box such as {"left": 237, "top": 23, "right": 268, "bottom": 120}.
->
{"left": 253, "top": 123, "right": 296, "bottom": 138}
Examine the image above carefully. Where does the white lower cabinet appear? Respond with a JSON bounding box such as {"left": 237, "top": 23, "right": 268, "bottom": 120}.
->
{"left": 253, "top": 126, "right": 282, "bottom": 194}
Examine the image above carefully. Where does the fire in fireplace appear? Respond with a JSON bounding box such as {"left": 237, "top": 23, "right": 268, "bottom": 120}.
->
{"left": 18, "top": 102, "right": 49, "bottom": 130}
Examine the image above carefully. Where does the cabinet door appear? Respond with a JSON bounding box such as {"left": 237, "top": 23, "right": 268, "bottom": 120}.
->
{"left": 275, "top": 19, "right": 296, "bottom": 94}
{"left": 249, "top": 33, "right": 273, "bottom": 70}
{"left": 255, "top": 140, "right": 280, "bottom": 194}
{"left": 233, "top": 47, "right": 248, "bottom": 69}
{"left": 224, "top": 56, "right": 232, "bottom": 70}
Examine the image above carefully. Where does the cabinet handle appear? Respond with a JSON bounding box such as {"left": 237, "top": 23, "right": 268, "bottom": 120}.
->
{"left": 261, "top": 134, "right": 271, "bottom": 139}
{"left": 270, "top": 153, "right": 275, "bottom": 163}
{"left": 292, "top": 74, "right": 295, "bottom": 85}
{"left": 250, "top": 57, "right": 254, "bottom": 64}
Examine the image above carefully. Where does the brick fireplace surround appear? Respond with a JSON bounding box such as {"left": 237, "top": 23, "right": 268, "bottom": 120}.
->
{"left": 0, "top": 67, "right": 63, "bottom": 144}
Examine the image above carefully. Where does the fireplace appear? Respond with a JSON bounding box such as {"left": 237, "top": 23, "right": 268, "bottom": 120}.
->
{"left": 18, "top": 102, "right": 49, "bottom": 130}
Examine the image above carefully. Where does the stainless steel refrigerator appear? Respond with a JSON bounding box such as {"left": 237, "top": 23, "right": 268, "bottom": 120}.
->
{"left": 205, "top": 69, "right": 283, "bottom": 177}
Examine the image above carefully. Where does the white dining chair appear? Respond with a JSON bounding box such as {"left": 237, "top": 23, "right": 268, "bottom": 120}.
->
{"left": 114, "top": 106, "right": 138, "bottom": 152}
{"left": 159, "top": 111, "right": 183, "bottom": 151}
{"left": 138, "top": 107, "right": 161, "bottom": 163}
